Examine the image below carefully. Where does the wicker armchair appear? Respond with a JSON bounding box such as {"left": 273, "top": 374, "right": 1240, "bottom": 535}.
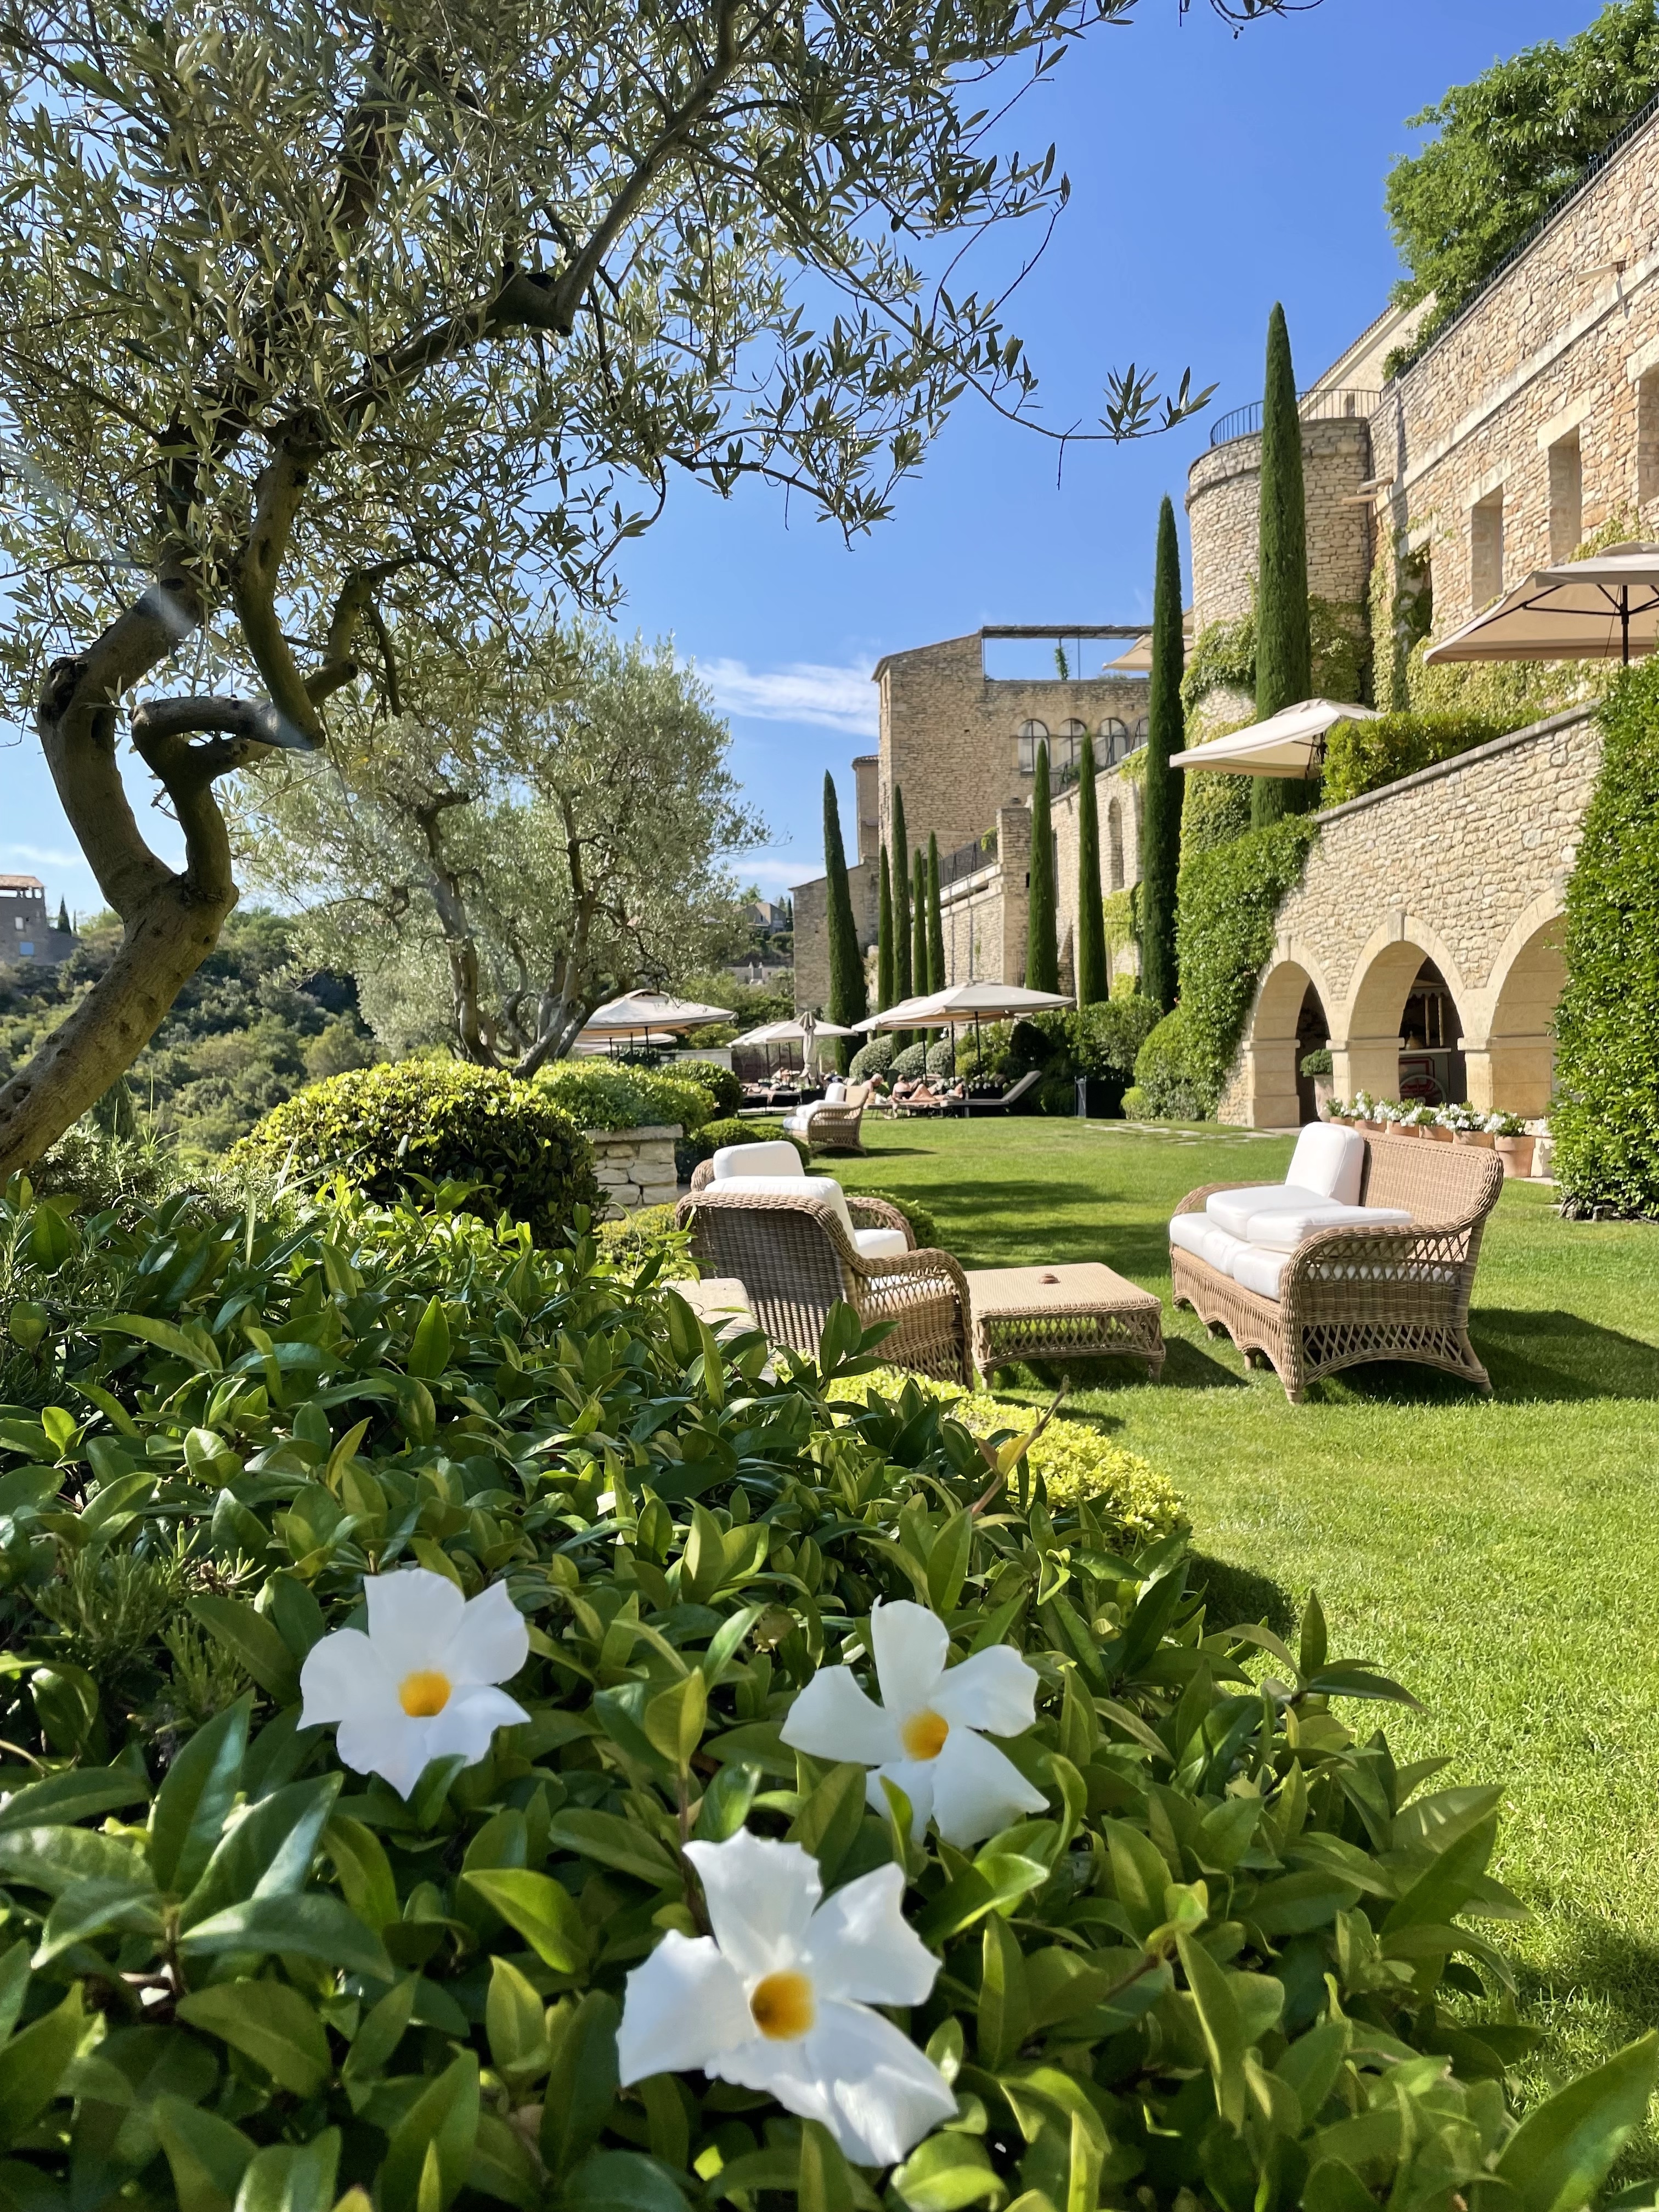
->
{"left": 785, "top": 1092, "right": 868, "bottom": 1154}
{"left": 674, "top": 1184, "right": 973, "bottom": 1382}
{"left": 1170, "top": 1136, "right": 1505, "bottom": 1403}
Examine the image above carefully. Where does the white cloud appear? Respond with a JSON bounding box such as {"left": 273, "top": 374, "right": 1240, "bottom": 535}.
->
{"left": 2, "top": 843, "right": 82, "bottom": 869}
{"left": 735, "top": 849, "right": 820, "bottom": 894}
{"left": 699, "top": 657, "right": 878, "bottom": 737}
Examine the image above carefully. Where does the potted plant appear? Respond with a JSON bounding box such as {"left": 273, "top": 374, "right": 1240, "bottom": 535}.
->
{"left": 1300, "top": 1046, "right": 1335, "bottom": 1120}
{"left": 1440, "top": 1100, "right": 1493, "bottom": 1148}
{"left": 1350, "top": 1088, "right": 1384, "bottom": 1136}
{"left": 1487, "top": 1110, "right": 1534, "bottom": 1177}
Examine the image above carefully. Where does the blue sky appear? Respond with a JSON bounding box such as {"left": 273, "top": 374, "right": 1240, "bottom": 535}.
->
{"left": 2, "top": 0, "right": 1602, "bottom": 916}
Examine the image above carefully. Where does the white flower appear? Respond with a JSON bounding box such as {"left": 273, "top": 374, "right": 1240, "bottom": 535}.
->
{"left": 616, "top": 1830, "right": 955, "bottom": 2166}
{"left": 298, "top": 1566, "right": 529, "bottom": 1797}
{"left": 781, "top": 1599, "right": 1046, "bottom": 1848}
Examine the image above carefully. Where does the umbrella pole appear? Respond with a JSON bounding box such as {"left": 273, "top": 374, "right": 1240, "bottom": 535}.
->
{"left": 1623, "top": 588, "right": 1632, "bottom": 665}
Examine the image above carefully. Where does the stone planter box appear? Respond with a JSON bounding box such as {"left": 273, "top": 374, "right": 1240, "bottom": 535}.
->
{"left": 585, "top": 1124, "right": 682, "bottom": 1216}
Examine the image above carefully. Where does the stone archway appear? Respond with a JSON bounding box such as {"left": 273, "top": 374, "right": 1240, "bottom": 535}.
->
{"left": 1232, "top": 951, "right": 1334, "bottom": 1127}
{"left": 1476, "top": 911, "right": 1566, "bottom": 1116}
{"left": 1341, "top": 926, "right": 1472, "bottom": 1105}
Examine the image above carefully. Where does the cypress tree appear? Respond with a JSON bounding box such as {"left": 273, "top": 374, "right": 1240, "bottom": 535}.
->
{"left": 891, "top": 788, "right": 913, "bottom": 1005}
{"left": 877, "top": 847, "right": 895, "bottom": 1009}
{"left": 927, "top": 833, "right": 945, "bottom": 997}
{"left": 1075, "top": 731, "right": 1108, "bottom": 1006}
{"left": 1142, "top": 493, "right": 1186, "bottom": 1010}
{"left": 54, "top": 899, "right": 70, "bottom": 935}
{"left": 911, "top": 847, "right": 928, "bottom": 998}
{"left": 823, "top": 772, "right": 866, "bottom": 1069}
{"left": 1254, "top": 302, "right": 1313, "bottom": 829}
{"left": 1025, "top": 740, "right": 1059, "bottom": 993}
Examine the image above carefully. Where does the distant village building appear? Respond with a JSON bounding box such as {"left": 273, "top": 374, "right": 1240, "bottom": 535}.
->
{"left": 0, "top": 877, "right": 77, "bottom": 967}
{"left": 796, "top": 100, "right": 1659, "bottom": 1120}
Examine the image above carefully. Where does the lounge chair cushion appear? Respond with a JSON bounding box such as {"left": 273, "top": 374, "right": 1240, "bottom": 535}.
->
{"left": 713, "top": 1142, "right": 804, "bottom": 1180}
{"left": 703, "top": 1172, "right": 857, "bottom": 1244}
{"left": 853, "top": 1227, "right": 910, "bottom": 1260}
{"left": 1243, "top": 1200, "right": 1411, "bottom": 1251}
{"left": 1169, "top": 1210, "right": 1250, "bottom": 1276}
{"left": 1228, "top": 1243, "right": 1288, "bottom": 1300}
{"left": 1206, "top": 1183, "right": 1334, "bottom": 1239}
{"left": 1286, "top": 1122, "right": 1365, "bottom": 1204}
{"left": 825, "top": 1078, "right": 847, "bottom": 1102}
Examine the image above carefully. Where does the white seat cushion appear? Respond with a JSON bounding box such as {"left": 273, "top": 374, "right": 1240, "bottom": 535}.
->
{"left": 706, "top": 1172, "right": 856, "bottom": 1244}
{"left": 1206, "top": 1183, "right": 1333, "bottom": 1240}
{"left": 825, "top": 1079, "right": 847, "bottom": 1102}
{"left": 780, "top": 1113, "right": 810, "bottom": 1137}
{"left": 1286, "top": 1122, "right": 1365, "bottom": 1204}
{"left": 1169, "top": 1211, "right": 1250, "bottom": 1276}
{"left": 853, "top": 1226, "right": 909, "bottom": 1261}
{"left": 1228, "top": 1243, "right": 1288, "bottom": 1300}
{"left": 713, "top": 1141, "right": 804, "bottom": 1180}
{"left": 1242, "top": 1200, "right": 1412, "bottom": 1252}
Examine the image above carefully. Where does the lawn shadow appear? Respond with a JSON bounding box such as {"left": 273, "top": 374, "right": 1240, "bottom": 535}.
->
{"left": 1187, "top": 1552, "right": 1297, "bottom": 1640}
{"left": 984, "top": 1340, "right": 1248, "bottom": 1396}
{"left": 1313, "top": 1310, "right": 1659, "bottom": 1407}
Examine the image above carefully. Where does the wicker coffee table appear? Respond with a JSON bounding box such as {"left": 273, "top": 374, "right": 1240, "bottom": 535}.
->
{"left": 967, "top": 1262, "right": 1164, "bottom": 1380}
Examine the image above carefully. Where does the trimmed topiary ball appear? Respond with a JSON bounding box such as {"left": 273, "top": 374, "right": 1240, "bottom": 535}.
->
{"left": 848, "top": 1035, "right": 897, "bottom": 1081}
{"left": 888, "top": 1042, "right": 927, "bottom": 1079}
{"left": 672, "top": 1059, "right": 742, "bottom": 1116}
{"left": 235, "top": 1061, "right": 600, "bottom": 1243}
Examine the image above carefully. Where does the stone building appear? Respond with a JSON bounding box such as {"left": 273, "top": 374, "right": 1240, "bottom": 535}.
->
{"left": 0, "top": 877, "right": 76, "bottom": 967}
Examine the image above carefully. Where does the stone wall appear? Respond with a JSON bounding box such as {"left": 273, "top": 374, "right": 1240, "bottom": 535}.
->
{"left": 1052, "top": 759, "right": 1143, "bottom": 983}
{"left": 792, "top": 856, "right": 878, "bottom": 1017}
{"left": 1221, "top": 707, "right": 1600, "bottom": 1126}
{"left": 587, "top": 1124, "right": 682, "bottom": 1217}
{"left": 1187, "top": 415, "right": 1373, "bottom": 631}
{"left": 876, "top": 633, "right": 1150, "bottom": 858}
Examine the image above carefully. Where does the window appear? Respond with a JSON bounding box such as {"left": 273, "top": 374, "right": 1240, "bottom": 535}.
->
{"left": 1132, "top": 716, "right": 1149, "bottom": 745}
{"left": 1548, "top": 429, "right": 1582, "bottom": 561}
{"left": 1640, "top": 370, "right": 1659, "bottom": 511}
{"left": 1470, "top": 488, "right": 1504, "bottom": 608}
{"left": 1107, "top": 799, "right": 1125, "bottom": 893}
{"left": 1016, "top": 718, "right": 1048, "bottom": 775}
{"left": 1098, "top": 715, "right": 1129, "bottom": 764}
{"left": 1053, "top": 719, "right": 1086, "bottom": 777}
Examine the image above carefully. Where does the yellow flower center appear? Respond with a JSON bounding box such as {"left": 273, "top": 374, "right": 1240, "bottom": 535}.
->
{"left": 901, "top": 1708, "right": 950, "bottom": 1760}
{"left": 399, "top": 1669, "right": 452, "bottom": 1718}
{"left": 749, "top": 1971, "right": 815, "bottom": 2041}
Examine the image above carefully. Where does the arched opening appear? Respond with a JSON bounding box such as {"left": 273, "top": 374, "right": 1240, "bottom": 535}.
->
{"left": 1099, "top": 715, "right": 1130, "bottom": 765}
{"left": 1485, "top": 915, "right": 1565, "bottom": 1116}
{"left": 1346, "top": 939, "right": 1468, "bottom": 1105}
{"left": 1240, "top": 957, "right": 1328, "bottom": 1128}
{"left": 1107, "top": 799, "right": 1124, "bottom": 892}
{"left": 1017, "top": 719, "right": 1048, "bottom": 775}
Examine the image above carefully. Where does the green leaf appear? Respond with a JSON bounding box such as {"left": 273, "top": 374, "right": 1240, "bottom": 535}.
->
{"left": 562, "top": 2151, "right": 690, "bottom": 2212}
{"left": 233, "top": 2131, "right": 340, "bottom": 2212}
{"left": 150, "top": 1695, "right": 252, "bottom": 1896}
{"left": 461, "top": 1869, "right": 588, "bottom": 1973}
{"left": 343, "top": 1974, "right": 419, "bottom": 2085}
{"left": 154, "top": 2096, "right": 258, "bottom": 2212}
{"left": 176, "top": 1980, "right": 332, "bottom": 2096}
{"left": 468, "top": 2112, "right": 541, "bottom": 2209}
{"left": 891, "top": 2135, "right": 1006, "bottom": 2212}
{"left": 407, "top": 1297, "right": 452, "bottom": 1382}
{"left": 485, "top": 1955, "right": 548, "bottom": 2076}
{"left": 0, "top": 1983, "right": 82, "bottom": 2147}
{"left": 1494, "top": 2030, "right": 1659, "bottom": 2211}
{"left": 694, "top": 1759, "right": 760, "bottom": 1843}
{"left": 381, "top": 2052, "right": 479, "bottom": 2212}
{"left": 179, "top": 1774, "right": 341, "bottom": 1929}
{"left": 540, "top": 1991, "right": 620, "bottom": 2178}
{"left": 545, "top": 1809, "right": 679, "bottom": 1889}
{"left": 1298, "top": 1589, "right": 1327, "bottom": 1679}
{"left": 178, "top": 1891, "right": 393, "bottom": 1978}
{"left": 0, "top": 1944, "right": 29, "bottom": 2046}
{"left": 1176, "top": 1930, "right": 1247, "bottom": 2132}
{"left": 187, "top": 1595, "right": 301, "bottom": 1703}
{"left": 924, "top": 1511, "right": 974, "bottom": 1616}
{"left": 1381, "top": 1810, "right": 1499, "bottom": 1934}
{"left": 0, "top": 1765, "right": 149, "bottom": 1833}
{"left": 33, "top": 1875, "right": 165, "bottom": 1963}
{"left": 324, "top": 1815, "right": 399, "bottom": 1932}
{"left": 642, "top": 1672, "right": 707, "bottom": 1770}
{"left": 978, "top": 1913, "right": 1030, "bottom": 2073}
{"left": 0, "top": 1822, "right": 151, "bottom": 1897}
{"left": 102, "top": 1312, "right": 222, "bottom": 1373}
{"left": 787, "top": 1762, "right": 867, "bottom": 1887}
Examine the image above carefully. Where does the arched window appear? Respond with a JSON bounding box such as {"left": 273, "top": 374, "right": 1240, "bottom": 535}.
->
{"left": 1107, "top": 798, "right": 1125, "bottom": 893}
{"left": 1055, "top": 718, "right": 1086, "bottom": 777}
{"left": 1099, "top": 715, "right": 1129, "bottom": 764}
{"left": 1132, "top": 715, "right": 1149, "bottom": 746}
{"left": 1017, "top": 718, "right": 1048, "bottom": 775}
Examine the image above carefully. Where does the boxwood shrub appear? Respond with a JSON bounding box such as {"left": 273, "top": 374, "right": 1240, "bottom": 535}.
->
{"left": 677, "top": 1116, "right": 810, "bottom": 1179}
{"left": 671, "top": 1059, "right": 743, "bottom": 1118}
{"left": 1321, "top": 710, "right": 1508, "bottom": 808}
{"left": 538, "top": 1060, "right": 718, "bottom": 1136}
{"left": 235, "top": 1062, "right": 600, "bottom": 1245}
{"left": 0, "top": 1174, "right": 1651, "bottom": 2209}
{"left": 1554, "top": 663, "right": 1659, "bottom": 1217}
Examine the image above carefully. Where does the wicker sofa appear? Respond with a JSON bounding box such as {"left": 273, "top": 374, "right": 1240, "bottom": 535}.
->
{"left": 1170, "top": 1128, "right": 1505, "bottom": 1403}
{"left": 678, "top": 1146, "right": 972, "bottom": 1380}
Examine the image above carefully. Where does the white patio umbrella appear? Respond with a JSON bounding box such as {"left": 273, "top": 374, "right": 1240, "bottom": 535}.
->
{"left": 1423, "top": 541, "right": 1659, "bottom": 667}
{"left": 1167, "top": 697, "right": 1381, "bottom": 779}
{"left": 732, "top": 1014, "right": 858, "bottom": 1077}
{"left": 862, "top": 980, "right": 1073, "bottom": 1073}
{"left": 580, "top": 989, "right": 735, "bottom": 1050}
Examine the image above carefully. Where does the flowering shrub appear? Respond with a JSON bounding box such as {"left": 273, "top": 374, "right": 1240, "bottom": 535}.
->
{"left": 0, "top": 1174, "right": 1652, "bottom": 2210}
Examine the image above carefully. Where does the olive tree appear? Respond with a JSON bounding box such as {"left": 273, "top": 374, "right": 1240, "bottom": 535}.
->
{"left": 232, "top": 624, "right": 761, "bottom": 1065}
{"left": 0, "top": 0, "right": 1294, "bottom": 1176}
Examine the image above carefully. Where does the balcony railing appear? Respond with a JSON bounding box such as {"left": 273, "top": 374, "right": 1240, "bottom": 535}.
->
{"left": 939, "top": 828, "right": 998, "bottom": 890}
{"left": 1209, "top": 387, "right": 1381, "bottom": 450}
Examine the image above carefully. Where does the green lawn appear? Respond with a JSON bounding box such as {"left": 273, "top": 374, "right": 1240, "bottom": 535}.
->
{"left": 834, "top": 1116, "right": 1659, "bottom": 2140}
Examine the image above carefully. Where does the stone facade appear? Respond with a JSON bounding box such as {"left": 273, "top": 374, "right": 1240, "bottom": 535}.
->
{"left": 1220, "top": 708, "right": 1599, "bottom": 1126}
{"left": 1187, "top": 415, "right": 1374, "bottom": 631}
{"left": 792, "top": 856, "right": 878, "bottom": 1019}
{"left": 586, "top": 1124, "right": 682, "bottom": 1216}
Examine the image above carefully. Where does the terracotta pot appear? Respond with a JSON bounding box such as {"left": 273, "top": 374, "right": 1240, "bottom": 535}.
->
{"left": 1420, "top": 1122, "right": 1452, "bottom": 1142}
{"left": 1453, "top": 1129, "right": 1496, "bottom": 1149}
{"left": 1357, "top": 1119, "right": 1384, "bottom": 1136}
{"left": 1495, "top": 1135, "right": 1536, "bottom": 1178}
{"left": 1388, "top": 1122, "right": 1418, "bottom": 1138}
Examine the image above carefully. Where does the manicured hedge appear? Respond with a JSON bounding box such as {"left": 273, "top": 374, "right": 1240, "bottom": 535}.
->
{"left": 538, "top": 1058, "right": 718, "bottom": 1134}
{"left": 1554, "top": 663, "right": 1659, "bottom": 1216}
{"left": 1134, "top": 818, "right": 1319, "bottom": 1117}
{"left": 235, "top": 1060, "right": 600, "bottom": 1243}
{"left": 670, "top": 1057, "right": 742, "bottom": 1116}
{"left": 1321, "top": 709, "right": 1508, "bottom": 806}
{"left": 676, "top": 1114, "right": 809, "bottom": 1177}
